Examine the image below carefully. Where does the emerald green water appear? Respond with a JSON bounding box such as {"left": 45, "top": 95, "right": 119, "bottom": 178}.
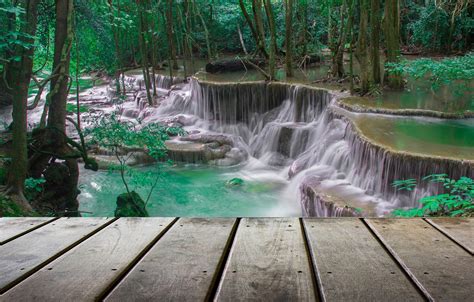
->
{"left": 355, "top": 116, "right": 474, "bottom": 160}
{"left": 78, "top": 164, "right": 295, "bottom": 217}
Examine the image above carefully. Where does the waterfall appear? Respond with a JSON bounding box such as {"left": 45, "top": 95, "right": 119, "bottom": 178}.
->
{"left": 135, "top": 77, "right": 473, "bottom": 217}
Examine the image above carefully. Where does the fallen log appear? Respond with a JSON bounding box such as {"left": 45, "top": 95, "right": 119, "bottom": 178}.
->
{"left": 205, "top": 58, "right": 265, "bottom": 73}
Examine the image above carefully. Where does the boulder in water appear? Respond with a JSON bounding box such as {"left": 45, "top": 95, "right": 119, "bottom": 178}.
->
{"left": 115, "top": 191, "right": 149, "bottom": 217}
{"left": 180, "top": 133, "right": 234, "bottom": 146}
{"left": 226, "top": 178, "right": 244, "bottom": 187}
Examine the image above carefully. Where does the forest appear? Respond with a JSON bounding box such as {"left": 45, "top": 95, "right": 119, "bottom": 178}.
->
{"left": 0, "top": 0, "right": 473, "bottom": 218}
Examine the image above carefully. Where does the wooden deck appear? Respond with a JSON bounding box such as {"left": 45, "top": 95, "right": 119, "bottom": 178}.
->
{"left": 0, "top": 218, "right": 472, "bottom": 301}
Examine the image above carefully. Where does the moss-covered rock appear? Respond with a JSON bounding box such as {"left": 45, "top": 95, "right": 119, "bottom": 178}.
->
{"left": 114, "top": 191, "right": 149, "bottom": 217}
{"left": 226, "top": 178, "right": 244, "bottom": 187}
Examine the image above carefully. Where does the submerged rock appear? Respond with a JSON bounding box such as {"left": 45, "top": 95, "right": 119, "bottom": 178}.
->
{"left": 115, "top": 191, "right": 149, "bottom": 217}
{"left": 226, "top": 178, "right": 244, "bottom": 187}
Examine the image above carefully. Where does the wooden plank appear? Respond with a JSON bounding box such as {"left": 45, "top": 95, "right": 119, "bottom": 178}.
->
{"left": 1, "top": 217, "right": 175, "bottom": 301}
{"left": 303, "top": 218, "right": 423, "bottom": 301}
{"left": 105, "top": 218, "right": 236, "bottom": 302}
{"left": 0, "top": 217, "right": 55, "bottom": 244}
{"left": 0, "top": 217, "right": 111, "bottom": 292}
{"left": 215, "top": 218, "right": 316, "bottom": 301}
{"left": 366, "top": 219, "right": 474, "bottom": 301}
{"left": 426, "top": 217, "right": 474, "bottom": 255}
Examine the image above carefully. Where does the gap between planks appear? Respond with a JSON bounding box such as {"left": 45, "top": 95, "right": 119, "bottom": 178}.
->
{"left": 97, "top": 217, "right": 180, "bottom": 300}
{"left": 0, "top": 217, "right": 59, "bottom": 245}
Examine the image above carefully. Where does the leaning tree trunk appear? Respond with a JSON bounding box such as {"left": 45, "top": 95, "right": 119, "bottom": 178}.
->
{"left": 5, "top": 0, "right": 40, "bottom": 212}
{"left": 356, "top": 0, "right": 370, "bottom": 94}
{"left": 238, "top": 0, "right": 258, "bottom": 50}
{"left": 370, "top": 0, "right": 381, "bottom": 84}
{"left": 285, "top": 0, "right": 294, "bottom": 77}
{"left": 383, "top": 0, "right": 403, "bottom": 89}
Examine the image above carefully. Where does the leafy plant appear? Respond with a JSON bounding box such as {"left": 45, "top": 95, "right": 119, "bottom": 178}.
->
{"left": 24, "top": 177, "right": 46, "bottom": 201}
{"left": 392, "top": 174, "right": 474, "bottom": 217}
{"left": 87, "top": 114, "right": 185, "bottom": 209}
{"left": 386, "top": 53, "right": 474, "bottom": 95}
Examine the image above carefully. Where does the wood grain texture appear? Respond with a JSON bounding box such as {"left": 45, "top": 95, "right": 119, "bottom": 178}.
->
{"left": 105, "top": 218, "right": 236, "bottom": 302}
{"left": 215, "top": 218, "right": 316, "bottom": 302}
{"left": 0, "top": 217, "right": 55, "bottom": 244}
{"left": 367, "top": 219, "right": 474, "bottom": 302}
{"left": 0, "top": 217, "right": 111, "bottom": 292}
{"left": 303, "top": 218, "right": 423, "bottom": 301}
{"left": 427, "top": 217, "right": 474, "bottom": 254}
{"left": 1, "top": 217, "right": 175, "bottom": 302}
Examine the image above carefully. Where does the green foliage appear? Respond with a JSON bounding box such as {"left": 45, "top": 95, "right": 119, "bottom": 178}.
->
{"left": 0, "top": 1, "right": 36, "bottom": 72}
{"left": 87, "top": 114, "right": 185, "bottom": 160}
{"left": 0, "top": 194, "right": 25, "bottom": 216}
{"left": 404, "top": 3, "right": 473, "bottom": 51}
{"left": 24, "top": 177, "right": 46, "bottom": 201}
{"left": 392, "top": 174, "right": 474, "bottom": 217}
{"left": 87, "top": 114, "right": 185, "bottom": 207}
{"left": 386, "top": 53, "right": 474, "bottom": 94}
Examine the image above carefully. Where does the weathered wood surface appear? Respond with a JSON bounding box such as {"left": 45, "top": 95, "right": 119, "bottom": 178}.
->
{"left": 0, "top": 217, "right": 54, "bottom": 244}
{"left": 106, "top": 218, "right": 236, "bottom": 302}
{"left": 426, "top": 217, "right": 474, "bottom": 254}
{"left": 0, "top": 217, "right": 111, "bottom": 293}
{"left": 303, "top": 218, "right": 423, "bottom": 301}
{"left": 366, "top": 219, "right": 474, "bottom": 302}
{"left": 215, "top": 218, "right": 316, "bottom": 301}
{"left": 0, "top": 217, "right": 473, "bottom": 301}
{"left": 1, "top": 218, "right": 175, "bottom": 301}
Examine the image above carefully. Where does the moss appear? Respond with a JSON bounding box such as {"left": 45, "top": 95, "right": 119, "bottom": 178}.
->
{"left": 0, "top": 195, "right": 28, "bottom": 217}
{"left": 115, "top": 192, "right": 149, "bottom": 217}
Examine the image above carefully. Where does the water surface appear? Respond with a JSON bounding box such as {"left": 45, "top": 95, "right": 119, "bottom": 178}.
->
{"left": 78, "top": 164, "right": 298, "bottom": 217}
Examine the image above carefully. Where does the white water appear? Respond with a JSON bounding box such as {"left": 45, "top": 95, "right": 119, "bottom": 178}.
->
{"left": 3, "top": 73, "right": 469, "bottom": 216}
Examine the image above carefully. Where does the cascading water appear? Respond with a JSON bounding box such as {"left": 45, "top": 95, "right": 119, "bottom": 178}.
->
{"left": 4, "top": 70, "right": 469, "bottom": 217}
{"left": 137, "top": 77, "right": 472, "bottom": 217}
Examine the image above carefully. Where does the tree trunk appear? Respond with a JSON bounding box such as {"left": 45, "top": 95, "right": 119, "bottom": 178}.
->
{"left": 5, "top": 0, "right": 40, "bottom": 212}
{"left": 137, "top": 0, "right": 153, "bottom": 105}
{"left": 30, "top": 0, "right": 80, "bottom": 216}
{"left": 331, "top": 2, "right": 348, "bottom": 78}
{"left": 252, "top": 0, "right": 268, "bottom": 59}
{"left": 264, "top": 0, "right": 276, "bottom": 80}
{"left": 285, "top": 0, "right": 294, "bottom": 77}
{"left": 383, "top": 0, "right": 403, "bottom": 89}
{"left": 107, "top": 0, "right": 125, "bottom": 95}
{"left": 194, "top": 0, "right": 212, "bottom": 61}
{"left": 370, "top": 0, "right": 381, "bottom": 84}
{"left": 239, "top": 0, "right": 258, "bottom": 53}
{"left": 166, "top": 0, "right": 178, "bottom": 69}
{"left": 356, "top": 0, "right": 370, "bottom": 94}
